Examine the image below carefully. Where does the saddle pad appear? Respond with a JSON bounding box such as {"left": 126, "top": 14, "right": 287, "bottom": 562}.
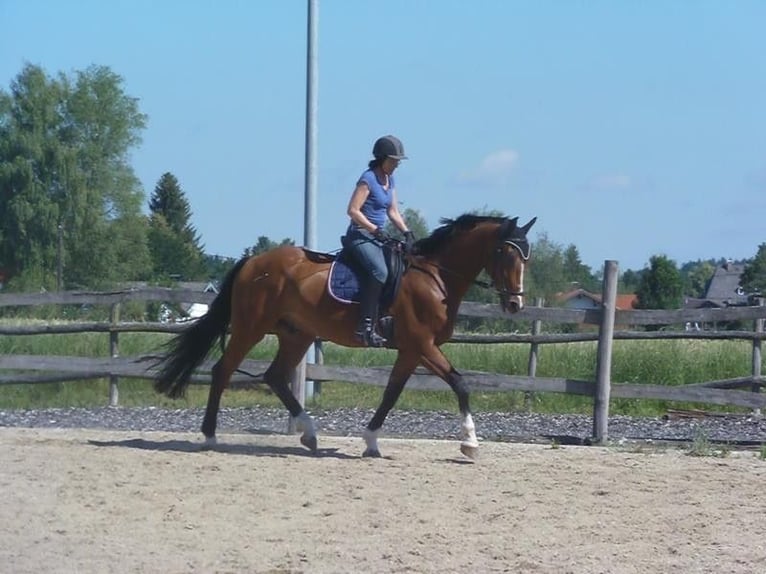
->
{"left": 328, "top": 260, "right": 361, "bottom": 304}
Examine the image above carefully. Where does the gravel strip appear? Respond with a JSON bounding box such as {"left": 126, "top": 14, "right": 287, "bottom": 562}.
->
{"left": 1, "top": 406, "right": 765, "bottom": 446}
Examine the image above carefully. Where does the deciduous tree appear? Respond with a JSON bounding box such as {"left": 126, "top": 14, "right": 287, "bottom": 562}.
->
{"left": 242, "top": 236, "right": 294, "bottom": 258}
{"left": 0, "top": 64, "right": 150, "bottom": 289}
{"left": 635, "top": 255, "right": 683, "bottom": 310}
{"left": 740, "top": 243, "right": 766, "bottom": 296}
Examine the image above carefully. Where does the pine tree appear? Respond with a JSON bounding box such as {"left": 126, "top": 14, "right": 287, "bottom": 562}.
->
{"left": 147, "top": 172, "right": 205, "bottom": 280}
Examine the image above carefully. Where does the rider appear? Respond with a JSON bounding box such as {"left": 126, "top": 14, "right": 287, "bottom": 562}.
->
{"left": 344, "top": 135, "right": 415, "bottom": 347}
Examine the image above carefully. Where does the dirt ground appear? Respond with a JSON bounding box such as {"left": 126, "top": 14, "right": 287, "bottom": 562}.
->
{"left": 1, "top": 428, "right": 765, "bottom": 574}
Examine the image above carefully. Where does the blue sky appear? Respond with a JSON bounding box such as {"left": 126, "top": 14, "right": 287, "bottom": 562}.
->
{"left": 1, "top": 0, "right": 765, "bottom": 272}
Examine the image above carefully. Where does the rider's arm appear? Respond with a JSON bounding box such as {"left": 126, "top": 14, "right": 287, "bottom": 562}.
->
{"left": 346, "top": 182, "right": 379, "bottom": 233}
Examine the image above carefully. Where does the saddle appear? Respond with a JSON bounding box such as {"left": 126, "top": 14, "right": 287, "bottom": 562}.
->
{"left": 326, "top": 239, "right": 406, "bottom": 314}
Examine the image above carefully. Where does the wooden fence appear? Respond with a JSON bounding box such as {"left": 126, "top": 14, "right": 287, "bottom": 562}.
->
{"left": 1, "top": 260, "right": 765, "bottom": 444}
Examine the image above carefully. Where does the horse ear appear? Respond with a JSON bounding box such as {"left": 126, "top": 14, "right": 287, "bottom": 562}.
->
{"left": 499, "top": 217, "right": 519, "bottom": 237}
{"left": 520, "top": 217, "right": 537, "bottom": 235}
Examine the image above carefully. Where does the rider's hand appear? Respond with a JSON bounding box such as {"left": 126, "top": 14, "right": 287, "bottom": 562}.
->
{"left": 373, "top": 226, "right": 391, "bottom": 241}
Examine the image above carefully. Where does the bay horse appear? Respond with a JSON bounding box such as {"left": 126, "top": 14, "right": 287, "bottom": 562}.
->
{"left": 153, "top": 213, "right": 536, "bottom": 458}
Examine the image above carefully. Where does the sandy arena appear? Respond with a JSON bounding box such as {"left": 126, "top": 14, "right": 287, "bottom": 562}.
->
{"left": 1, "top": 427, "right": 765, "bottom": 573}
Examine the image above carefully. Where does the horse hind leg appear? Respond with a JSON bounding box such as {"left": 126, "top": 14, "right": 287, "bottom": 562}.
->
{"left": 201, "top": 330, "right": 264, "bottom": 446}
{"left": 264, "top": 332, "right": 318, "bottom": 453}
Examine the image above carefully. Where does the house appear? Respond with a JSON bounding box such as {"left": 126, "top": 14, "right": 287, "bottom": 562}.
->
{"left": 556, "top": 288, "right": 637, "bottom": 311}
{"left": 120, "top": 280, "right": 219, "bottom": 322}
{"left": 684, "top": 261, "right": 751, "bottom": 309}
{"left": 555, "top": 288, "right": 638, "bottom": 328}
{"left": 176, "top": 281, "right": 219, "bottom": 320}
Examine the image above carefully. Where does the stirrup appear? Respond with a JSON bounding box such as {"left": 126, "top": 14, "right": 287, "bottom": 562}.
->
{"left": 355, "top": 322, "right": 387, "bottom": 348}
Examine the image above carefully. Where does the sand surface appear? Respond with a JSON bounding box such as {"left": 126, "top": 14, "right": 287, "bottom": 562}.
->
{"left": 1, "top": 428, "right": 765, "bottom": 573}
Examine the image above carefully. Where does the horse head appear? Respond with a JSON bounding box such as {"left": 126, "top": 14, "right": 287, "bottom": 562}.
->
{"left": 489, "top": 216, "right": 537, "bottom": 313}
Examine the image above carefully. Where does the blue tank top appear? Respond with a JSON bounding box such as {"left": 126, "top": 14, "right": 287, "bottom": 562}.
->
{"left": 352, "top": 169, "right": 394, "bottom": 229}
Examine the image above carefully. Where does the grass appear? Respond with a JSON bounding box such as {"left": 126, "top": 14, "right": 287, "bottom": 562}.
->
{"left": 686, "top": 427, "right": 732, "bottom": 458}
{"left": 0, "top": 326, "right": 762, "bottom": 416}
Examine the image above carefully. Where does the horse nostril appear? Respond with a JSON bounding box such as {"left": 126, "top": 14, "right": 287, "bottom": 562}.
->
{"left": 508, "top": 301, "right": 520, "bottom": 313}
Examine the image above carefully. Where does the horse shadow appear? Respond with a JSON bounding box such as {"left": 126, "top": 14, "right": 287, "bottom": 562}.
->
{"left": 87, "top": 436, "right": 358, "bottom": 460}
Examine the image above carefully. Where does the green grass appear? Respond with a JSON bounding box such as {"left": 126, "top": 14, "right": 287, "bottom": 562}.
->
{"left": 0, "top": 326, "right": 762, "bottom": 416}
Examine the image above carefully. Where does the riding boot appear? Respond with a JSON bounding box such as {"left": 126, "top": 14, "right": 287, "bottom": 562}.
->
{"left": 355, "top": 279, "right": 387, "bottom": 347}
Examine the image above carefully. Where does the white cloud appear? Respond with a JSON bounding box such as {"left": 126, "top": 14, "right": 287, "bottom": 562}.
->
{"left": 458, "top": 149, "right": 519, "bottom": 187}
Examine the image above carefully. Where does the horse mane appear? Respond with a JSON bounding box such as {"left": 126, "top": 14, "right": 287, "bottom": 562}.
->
{"left": 414, "top": 213, "right": 507, "bottom": 257}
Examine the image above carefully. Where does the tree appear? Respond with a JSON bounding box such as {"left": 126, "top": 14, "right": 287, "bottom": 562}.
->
{"left": 203, "top": 254, "right": 237, "bottom": 284}
{"left": 383, "top": 207, "right": 430, "bottom": 240}
{"left": 525, "top": 232, "right": 568, "bottom": 303}
{"left": 147, "top": 173, "right": 206, "bottom": 280}
{"left": 242, "top": 236, "right": 294, "bottom": 258}
{"left": 740, "top": 243, "right": 766, "bottom": 295}
{"left": 620, "top": 269, "right": 643, "bottom": 294}
{"left": 562, "top": 245, "right": 597, "bottom": 292}
{"left": 681, "top": 260, "right": 716, "bottom": 298}
{"left": 635, "top": 255, "right": 683, "bottom": 310}
{"left": 0, "top": 64, "right": 150, "bottom": 289}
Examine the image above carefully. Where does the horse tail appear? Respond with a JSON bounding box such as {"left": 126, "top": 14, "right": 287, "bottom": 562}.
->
{"left": 153, "top": 256, "right": 250, "bottom": 398}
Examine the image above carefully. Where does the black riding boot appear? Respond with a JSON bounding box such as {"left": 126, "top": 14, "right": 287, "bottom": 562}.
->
{"left": 355, "top": 279, "right": 387, "bottom": 347}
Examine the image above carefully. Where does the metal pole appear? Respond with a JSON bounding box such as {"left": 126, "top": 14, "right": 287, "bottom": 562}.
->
{"left": 302, "top": 0, "right": 319, "bottom": 400}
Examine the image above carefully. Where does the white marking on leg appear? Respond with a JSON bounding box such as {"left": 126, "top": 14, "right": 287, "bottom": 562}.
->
{"left": 294, "top": 411, "right": 316, "bottom": 439}
{"left": 363, "top": 427, "right": 379, "bottom": 452}
{"left": 461, "top": 413, "right": 479, "bottom": 447}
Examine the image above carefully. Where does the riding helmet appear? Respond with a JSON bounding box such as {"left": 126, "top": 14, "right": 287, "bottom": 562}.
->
{"left": 372, "top": 135, "right": 408, "bottom": 160}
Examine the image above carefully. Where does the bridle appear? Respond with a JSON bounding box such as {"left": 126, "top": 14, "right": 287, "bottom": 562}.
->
{"left": 410, "top": 237, "right": 530, "bottom": 300}
{"left": 488, "top": 238, "right": 529, "bottom": 299}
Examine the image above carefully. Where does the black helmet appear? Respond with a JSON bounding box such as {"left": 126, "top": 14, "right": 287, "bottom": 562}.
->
{"left": 372, "top": 135, "right": 408, "bottom": 160}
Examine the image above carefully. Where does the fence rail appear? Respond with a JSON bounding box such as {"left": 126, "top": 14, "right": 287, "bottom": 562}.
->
{"left": 2, "top": 265, "right": 765, "bottom": 444}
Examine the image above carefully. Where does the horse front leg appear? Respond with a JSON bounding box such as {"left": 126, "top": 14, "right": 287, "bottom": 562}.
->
{"left": 264, "top": 333, "right": 318, "bottom": 453}
{"left": 421, "top": 347, "right": 479, "bottom": 459}
{"left": 363, "top": 352, "right": 420, "bottom": 458}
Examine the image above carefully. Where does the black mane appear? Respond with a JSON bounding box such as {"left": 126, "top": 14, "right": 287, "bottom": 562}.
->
{"left": 414, "top": 213, "right": 508, "bottom": 257}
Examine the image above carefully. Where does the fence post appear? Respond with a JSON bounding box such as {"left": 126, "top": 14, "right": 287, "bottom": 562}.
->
{"left": 524, "top": 297, "right": 544, "bottom": 412}
{"left": 287, "top": 354, "right": 307, "bottom": 433}
{"left": 314, "top": 339, "right": 323, "bottom": 396}
{"left": 752, "top": 297, "right": 764, "bottom": 416}
{"left": 108, "top": 302, "right": 121, "bottom": 407}
{"left": 592, "top": 260, "right": 618, "bottom": 444}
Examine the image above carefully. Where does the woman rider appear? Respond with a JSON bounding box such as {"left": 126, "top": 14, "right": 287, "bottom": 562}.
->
{"left": 344, "top": 135, "right": 415, "bottom": 347}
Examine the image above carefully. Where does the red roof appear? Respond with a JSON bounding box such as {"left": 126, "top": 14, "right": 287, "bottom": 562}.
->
{"left": 615, "top": 294, "right": 637, "bottom": 310}
{"left": 556, "top": 288, "right": 637, "bottom": 310}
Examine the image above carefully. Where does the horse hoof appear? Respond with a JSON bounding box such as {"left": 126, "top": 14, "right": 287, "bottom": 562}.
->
{"left": 362, "top": 448, "right": 382, "bottom": 458}
{"left": 460, "top": 442, "right": 479, "bottom": 459}
{"left": 202, "top": 436, "right": 217, "bottom": 450}
{"left": 300, "top": 434, "right": 318, "bottom": 453}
